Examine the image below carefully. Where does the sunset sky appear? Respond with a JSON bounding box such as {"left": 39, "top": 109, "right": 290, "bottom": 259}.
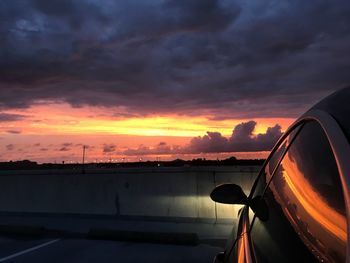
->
{"left": 0, "top": 0, "right": 349, "bottom": 163}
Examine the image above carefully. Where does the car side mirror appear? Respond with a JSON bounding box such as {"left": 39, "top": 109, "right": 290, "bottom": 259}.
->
{"left": 210, "top": 184, "right": 248, "bottom": 205}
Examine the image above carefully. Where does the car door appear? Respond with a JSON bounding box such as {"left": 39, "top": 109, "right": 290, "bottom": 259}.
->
{"left": 249, "top": 120, "right": 347, "bottom": 263}
{"left": 221, "top": 123, "right": 302, "bottom": 263}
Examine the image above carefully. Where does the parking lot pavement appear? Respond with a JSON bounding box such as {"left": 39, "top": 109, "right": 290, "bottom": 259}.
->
{"left": 0, "top": 237, "right": 222, "bottom": 263}
{"left": 0, "top": 214, "right": 233, "bottom": 262}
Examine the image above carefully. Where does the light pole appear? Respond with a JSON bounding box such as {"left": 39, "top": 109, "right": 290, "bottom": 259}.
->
{"left": 82, "top": 145, "right": 86, "bottom": 174}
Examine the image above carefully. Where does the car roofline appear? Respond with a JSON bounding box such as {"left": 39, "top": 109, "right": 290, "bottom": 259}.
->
{"left": 295, "top": 109, "right": 350, "bottom": 262}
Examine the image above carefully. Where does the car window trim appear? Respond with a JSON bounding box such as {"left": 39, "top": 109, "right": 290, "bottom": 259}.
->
{"left": 260, "top": 122, "right": 304, "bottom": 197}
{"left": 248, "top": 121, "right": 305, "bottom": 199}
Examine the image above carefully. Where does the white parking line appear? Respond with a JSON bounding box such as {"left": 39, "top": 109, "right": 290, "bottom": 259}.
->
{"left": 0, "top": 239, "right": 60, "bottom": 262}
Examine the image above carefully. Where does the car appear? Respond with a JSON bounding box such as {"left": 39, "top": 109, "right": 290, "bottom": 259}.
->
{"left": 210, "top": 87, "right": 350, "bottom": 263}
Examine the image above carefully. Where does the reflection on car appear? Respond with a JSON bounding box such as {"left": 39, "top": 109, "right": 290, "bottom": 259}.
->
{"left": 211, "top": 87, "right": 350, "bottom": 263}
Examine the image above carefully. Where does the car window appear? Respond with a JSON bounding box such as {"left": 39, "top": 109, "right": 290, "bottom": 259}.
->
{"left": 265, "top": 125, "right": 302, "bottom": 184}
{"left": 250, "top": 124, "right": 302, "bottom": 201}
{"left": 267, "top": 121, "right": 346, "bottom": 262}
{"left": 244, "top": 124, "right": 305, "bottom": 262}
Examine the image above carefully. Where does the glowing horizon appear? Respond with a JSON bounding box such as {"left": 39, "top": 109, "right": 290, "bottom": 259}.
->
{"left": 0, "top": 102, "right": 293, "bottom": 163}
{"left": 1, "top": 102, "right": 294, "bottom": 137}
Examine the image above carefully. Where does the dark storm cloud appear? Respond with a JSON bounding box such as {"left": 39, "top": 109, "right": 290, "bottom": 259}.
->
{"left": 0, "top": 0, "right": 350, "bottom": 118}
{"left": 123, "top": 121, "right": 282, "bottom": 155}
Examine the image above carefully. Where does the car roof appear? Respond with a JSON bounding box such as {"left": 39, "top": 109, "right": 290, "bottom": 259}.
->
{"left": 310, "top": 87, "right": 350, "bottom": 142}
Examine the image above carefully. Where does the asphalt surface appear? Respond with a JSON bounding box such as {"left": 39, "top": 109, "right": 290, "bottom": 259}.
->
{"left": 0, "top": 236, "right": 221, "bottom": 262}
{"left": 0, "top": 214, "right": 232, "bottom": 262}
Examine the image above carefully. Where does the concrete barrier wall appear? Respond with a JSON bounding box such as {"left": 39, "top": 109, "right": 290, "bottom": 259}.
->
{"left": 0, "top": 166, "right": 260, "bottom": 221}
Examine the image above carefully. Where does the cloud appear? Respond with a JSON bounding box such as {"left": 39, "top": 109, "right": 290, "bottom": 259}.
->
{"left": 186, "top": 132, "right": 229, "bottom": 153}
{"left": 0, "top": 0, "right": 349, "bottom": 118}
{"left": 6, "top": 130, "right": 22, "bottom": 134}
{"left": 186, "top": 121, "right": 282, "bottom": 153}
{"left": 123, "top": 121, "right": 282, "bottom": 155}
{"left": 0, "top": 113, "right": 26, "bottom": 122}
{"left": 103, "top": 143, "right": 116, "bottom": 153}
{"left": 6, "top": 144, "right": 15, "bottom": 151}
{"left": 58, "top": 147, "right": 70, "bottom": 151}
{"left": 76, "top": 144, "right": 94, "bottom": 150}
{"left": 123, "top": 142, "right": 176, "bottom": 156}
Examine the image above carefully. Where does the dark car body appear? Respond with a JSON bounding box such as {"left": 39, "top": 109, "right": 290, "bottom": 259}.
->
{"left": 212, "top": 87, "right": 350, "bottom": 263}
